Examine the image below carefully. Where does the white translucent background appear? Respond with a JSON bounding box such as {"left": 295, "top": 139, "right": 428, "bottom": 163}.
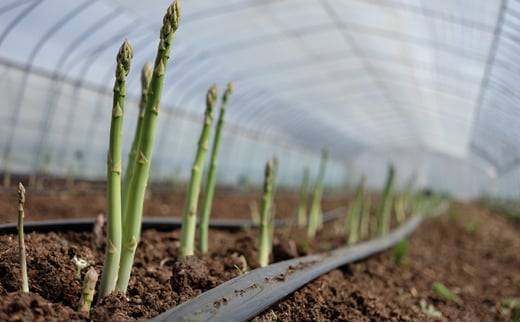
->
{"left": 0, "top": 0, "right": 518, "bottom": 199}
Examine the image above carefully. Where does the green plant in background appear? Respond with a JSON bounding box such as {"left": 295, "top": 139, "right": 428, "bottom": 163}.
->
{"left": 377, "top": 164, "right": 395, "bottom": 236}
{"left": 199, "top": 81, "right": 234, "bottom": 254}
{"left": 122, "top": 61, "right": 152, "bottom": 223}
{"left": 433, "top": 281, "right": 462, "bottom": 304}
{"left": 307, "top": 148, "right": 328, "bottom": 239}
{"left": 297, "top": 167, "right": 310, "bottom": 228}
{"left": 17, "top": 182, "right": 28, "bottom": 293}
{"left": 393, "top": 238, "right": 408, "bottom": 266}
{"left": 346, "top": 175, "right": 366, "bottom": 245}
{"left": 180, "top": 84, "right": 218, "bottom": 257}
{"left": 359, "top": 193, "right": 372, "bottom": 240}
{"left": 78, "top": 267, "right": 98, "bottom": 316}
{"left": 249, "top": 201, "right": 260, "bottom": 225}
{"left": 258, "top": 159, "right": 275, "bottom": 267}
{"left": 98, "top": 39, "right": 133, "bottom": 298}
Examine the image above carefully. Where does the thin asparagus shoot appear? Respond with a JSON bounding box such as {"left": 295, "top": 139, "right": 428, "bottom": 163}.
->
{"left": 98, "top": 39, "right": 133, "bottom": 298}
{"left": 297, "top": 167, "right": 310, "bottom": 228}
{"left": 122, "top": 62, "right": 153, "bottom": 223}
{"left": 359, "top": 193, "right": 372, "bottom": 240}
{"left": 199, "top": 81, "right": 234, "bottom": 254}
{"left": 307, "top": 148, "right": 328, "bottom": 239}
{"left": 117, "top": 0, "right": 181, "bottom": 293}
{"left": 259, "top": 159, "right": 274, "bottom": 267}
{"left": 78, "top": 267, "right": 98, "bottom": 316}
{"left": 17, "top": 182, "right": 28, "bottom": 293}
{"left": 347, "top": 175, "right": 366, "bottom": 245}
{"left": 180, "top": 84, "right": 218, "bottom": 257}
{"left": 377, "top": 164, "right": 395, "bottom": 236}
{"left": 92, "top": 212, "right": 105, "bottom": 250}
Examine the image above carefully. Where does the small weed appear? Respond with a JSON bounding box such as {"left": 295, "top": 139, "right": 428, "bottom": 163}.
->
{"left": 466, "top": 219, "right": 480, "bottom": 235}
{"left": 501, "top": 297, "right": 520, "bottom": 321}
{"left": 433, "top": 281, "right": 462, "bottom": 304}
{"left": 393, "top": 239, "right": 408, "bottom": 266}
{"left": 419, "top": 299, "right": 443, "bottom": 318}
{"left": 448, "top": 209, "right": 458, "bottom": 222}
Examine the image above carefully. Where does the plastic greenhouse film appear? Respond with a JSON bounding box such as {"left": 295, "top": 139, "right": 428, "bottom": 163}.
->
{"left": 152, "top": 203, "right": 448, "bottom": 322}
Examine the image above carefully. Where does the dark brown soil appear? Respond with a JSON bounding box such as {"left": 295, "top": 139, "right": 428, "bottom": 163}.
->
{"left": 0, "top": 183, "right": 519, "bottom": 321}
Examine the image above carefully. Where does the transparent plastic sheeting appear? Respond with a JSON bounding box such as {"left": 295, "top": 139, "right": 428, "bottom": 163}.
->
{"left": 0, "top": 0, "right": 519, "bottom": 199}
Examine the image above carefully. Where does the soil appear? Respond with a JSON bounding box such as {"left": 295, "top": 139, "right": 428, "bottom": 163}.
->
{"left": 0, "top": 181, "right": 519, "bottom": 321}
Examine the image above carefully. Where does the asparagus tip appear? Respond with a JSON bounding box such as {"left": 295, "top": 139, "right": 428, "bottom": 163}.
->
{"left": 17, "top": 182, "right": 25, "bottom": 206}
{"left": 141, "top": 61, "right": 153, "bottom": 89}
{"left": 116, "top": 39, "right": 133, "bottom": 80}
{"left": 207, "top": 83, "right": 219, "bottom": 109}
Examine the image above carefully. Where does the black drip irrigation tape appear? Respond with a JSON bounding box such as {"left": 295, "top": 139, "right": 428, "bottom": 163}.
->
{"left": 153, "top": 203, "right": 448, "bottom": 322}
{"left": 0, "top": 207, "right": 346, "bottom": 234}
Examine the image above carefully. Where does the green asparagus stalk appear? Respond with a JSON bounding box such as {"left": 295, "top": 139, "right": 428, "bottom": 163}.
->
{"left": 180, "top": 84, "right": 218, "bottom": 257}
{"left": 297, "top": 167, "right": 310, "bottom": 228}
{"left": 116, "top": 0, "right": 181, "bottom": 293}
{"left": 17, "top": 182, "right": 28, "bottom": 293}
{"left": 98, "top": 39, "right": 133, "bottom": 298}
{"left": 359, "top": 193, "right": 372, "bottom": 239}
{"left": 347, "top": 175, "right": 366, "bottom": 245}
{"left": 199, "top": 81, "right": 234, "bottom": 254}
{"left": 259, "top": 160, "right": 274, "bottom": 267}
{"left": 377, "top": 164, "right": 395, "bottom": 236}
{"left": 307, "top": 148, "right": 328, "bottom": 239}
{"left": 122, "top": 62, "right": 153, "bottom": 223}
{"left": 78, "top": 267, "right": 98, "bottom": 316}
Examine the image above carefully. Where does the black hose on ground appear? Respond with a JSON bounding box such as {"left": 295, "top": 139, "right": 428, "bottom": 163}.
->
{"left": 152, "top": 207, "right": 444, "bottom": 322}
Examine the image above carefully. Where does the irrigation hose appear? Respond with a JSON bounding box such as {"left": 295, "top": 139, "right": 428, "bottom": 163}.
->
{"left": 0, "top": 207, "right": 346, "bottom": 234}
{"left": 152, "top": 203, "right": 448, "bottom": 322}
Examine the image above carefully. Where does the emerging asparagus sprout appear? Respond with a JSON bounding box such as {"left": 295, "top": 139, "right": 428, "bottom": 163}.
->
{"left": 377, "top": 164, "right": 395, "bottom": 236}
{"left": 297, "top": 167, "right": 310, "bottom": 228}
{"left": 347, "top": 175, "right": 366, "bottom": 245}
{"left": 17, "top": 182, "right": 29, "bottom": 293}
{"left": 307, "top": 148, "right": 328, "bottom": 239}
{"left": 72, "top": 255, "right": 89, "bottom": 280}
{"left": 180, "top": 84, "right": 218, "bottom": 257}
{"left": 99, "top": 39, "right": 133, "bottom": 298}
{"left": 199, "top": 81, "right": 234, "bottom": 254}
{"left": 92, "top": 212, "right": 105, "bottom": 250}
{"left": 259, "top": 160, "right": 275, "bottom": 267}
{"left": 78, "top": 267, "right": 98, "bottom": 316}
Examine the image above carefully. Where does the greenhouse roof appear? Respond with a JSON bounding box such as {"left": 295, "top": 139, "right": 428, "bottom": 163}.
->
{"left": 0, "top": 0, "right": 519, "bottom": 199}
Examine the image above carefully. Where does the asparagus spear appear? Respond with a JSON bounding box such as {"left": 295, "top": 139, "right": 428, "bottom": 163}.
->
{"left": 17, "top": 182, "right": 28, "bottom": 293}
{"left": 347, "top": 175, "right": 366, "bottom": 245}
{"left": 199, "top": 81, "right": 234, "bottom": 254}
{"left": 116, "top": 0, "right": 181, "bottom": 293}
{"left": 98, "top": 39, "right": 133, "bottom": 298}
{"left": 297, "top": 167, "right": 310, "bottom": 228}
{"left": 122, "top": 62, "right": 152, "bottom": 223}
{"left": 307, "top": 148, "right": 328, "bottom": 239}
{"left": 78, "top": 267, "right": 98, "bottom": 316}
{"left": 359, "top": 193, "right": 372, "bottom": 240}
{"left": 377, "top": 164, "right": 395, "bottom": 236}
{"left": 259, "top": 160, "right": 274, "bottom": 267}
{"left": 180, "top": 84, "right": 218, "bottom": 257}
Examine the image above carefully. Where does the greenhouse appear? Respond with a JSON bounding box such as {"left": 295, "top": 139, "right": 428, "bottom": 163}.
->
{"left": 0, "top": 0, "right": 519, "bottom": 321}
